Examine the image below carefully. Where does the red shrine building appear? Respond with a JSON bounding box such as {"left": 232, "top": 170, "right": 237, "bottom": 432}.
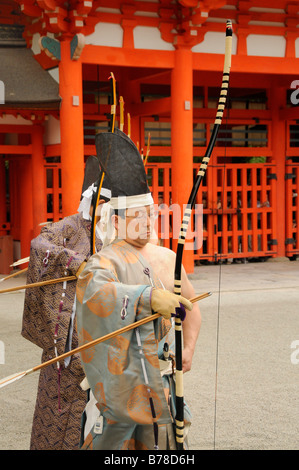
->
{"left": 0, "top": 0, "right": 299, "bottom": 273}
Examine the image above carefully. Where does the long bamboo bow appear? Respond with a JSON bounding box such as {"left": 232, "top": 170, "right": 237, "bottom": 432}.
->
{"left": 173, "top": 20, "right": 233, "bottom": 450}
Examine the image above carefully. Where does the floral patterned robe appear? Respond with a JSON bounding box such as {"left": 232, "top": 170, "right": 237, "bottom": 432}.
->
{"left": 22, "top": 212, "right": 101, "bottom": 450}
{"left": 76, "top": 238, "right": 191, "bottom": 450}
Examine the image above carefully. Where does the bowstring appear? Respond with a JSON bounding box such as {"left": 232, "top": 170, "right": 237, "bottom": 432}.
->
{"left": 213, "top": 87, "right": 231, "bottom": 450}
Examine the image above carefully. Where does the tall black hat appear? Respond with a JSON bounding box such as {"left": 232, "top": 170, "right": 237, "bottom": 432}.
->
{"left": 95, "top": 128, "right": 153, "bottom": 209}
{"left": 78, "top": 155, "right": 111, "bottom": 220}
{"left": 81, "top": 155, "right": 100, "bottom": 196}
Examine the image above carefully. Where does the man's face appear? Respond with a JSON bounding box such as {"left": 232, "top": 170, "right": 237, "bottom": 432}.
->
{"left": 117, "top": 205, "right": 156, "bottom": 247}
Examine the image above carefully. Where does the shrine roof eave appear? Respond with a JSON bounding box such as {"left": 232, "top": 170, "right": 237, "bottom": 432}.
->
{"left": 0, "top": 46, "right": 60, "bottom": 105}
{"left": 0, "top": 101, "right": 60, "bottom": 110}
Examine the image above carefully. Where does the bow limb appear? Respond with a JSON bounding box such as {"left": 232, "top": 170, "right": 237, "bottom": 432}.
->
{"left": 109, "top": 72, "right": 116, "bottom": 134}
{"left": 127, "top": 112, "right": 131, "bottom": 138}
{"left": 90, "top": 72, "right": 117, "bottom": 254}
{"left": 119, "top": 96, "right": 124, "bottom": 131}
{"left": 173, "top": 20, "right": 232, "bottom": 450}
{"left": 90, "top": 171, "right": 105, "bottom": 254}
{"left": 144, "top": 132, "right": 151, "bottom": 166}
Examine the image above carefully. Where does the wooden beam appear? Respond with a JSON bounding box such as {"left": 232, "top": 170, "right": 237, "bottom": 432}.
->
{"left": 0, "top": 145, "right": 32, "bottom": 154}
{"left": 81, "top": 45, "right": 175, "bottom": 69}
{"left": 0, "top": 125, "right": 33, "bottom": 134}
{"left": 81, "top": 44, "right": 299, "bottom": 77}
{"left": 45, "top": 143, "right": 61, "bottom": 157}
{"left": 193, "top": 108, "right": 272, "bottom": 121}
{"left": 130, "top": 97, "right": 171, "bottom": 117}
{"left": 193, "top": 53, "right": 299, "bottom": 76}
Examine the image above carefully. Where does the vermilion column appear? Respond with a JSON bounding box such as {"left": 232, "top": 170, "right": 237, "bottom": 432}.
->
{"left": 171, "top": 45, "right": 194, "bottom": 273}
{"left": 59, "top": 37, "right": 84, "bottom": 217}
{"left": 0, "top": 156, "right": 6, "bottom": 236}
{"left": 270, "top": 85, "right": 286, "bottom": 257}
{"left": 31, "top": 124, "right": 46, "bottom": 236}
{"left": 9, "top": 160, "right": 18, "bottom": 241}
{"left": 120, "top": 70, "right": 140, "bottom": 145}
{"left": 19, "top": 158, "right": 33, "bottom": 259}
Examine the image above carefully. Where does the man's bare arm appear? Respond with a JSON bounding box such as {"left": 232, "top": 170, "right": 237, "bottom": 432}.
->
{"left": 180, "top": 266, "right": 202, "bottom": 373}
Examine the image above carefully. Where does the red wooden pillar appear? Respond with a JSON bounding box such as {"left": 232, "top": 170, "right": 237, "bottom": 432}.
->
{"left": 120, "top": 71, "right": 140, "bottom": 145}
{"left": 59, "top": 37, "right": 84, "bottom": 217}
{"left": 9, "top": 160, "right": 18, "bottom": 242}
{"left": 31, "top": 124, "right": 46, "bottom": 236}
{"left": 270, "top": 85, "right": 286, "bottom": 257}
{"left": 19, "top": 158, "right": 33, "bottom": 259}
{"left": 171, "top": 45, "right": 194, "bottom": 273}
{"left": 0, "top": 156, "right": 6, "bottom": 235}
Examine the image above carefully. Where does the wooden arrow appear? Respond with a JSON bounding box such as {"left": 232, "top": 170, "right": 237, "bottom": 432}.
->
{"left": 0, "top": 292, "right": 211, "bottom": 389}
{"left": 0, "top": 275, "right": 77, "bottom": 294}
{"left": 0, "top": 268, "right": 28, "bottom": 284}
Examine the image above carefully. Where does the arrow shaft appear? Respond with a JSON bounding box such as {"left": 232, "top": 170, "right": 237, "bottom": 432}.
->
{"left": 0, "top": 292, "right": 210, "bottom": 388}
{"left": 34, "top": 292, "right": 210, "bottom": 371}
{"left": 0, "top": 268, "right": 28, "bottom": 283}
{"left": 0, "top": 276, "right": 76, "bottom": 294}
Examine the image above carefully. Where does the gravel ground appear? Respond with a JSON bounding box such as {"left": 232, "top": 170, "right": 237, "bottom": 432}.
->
{"left": 0, "top": 257, "right": 298, "bottom": 450}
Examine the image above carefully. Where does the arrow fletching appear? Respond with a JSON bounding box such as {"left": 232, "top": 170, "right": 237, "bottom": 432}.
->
{"left": 0, "top": 370, "right": 28, "bottom": 389}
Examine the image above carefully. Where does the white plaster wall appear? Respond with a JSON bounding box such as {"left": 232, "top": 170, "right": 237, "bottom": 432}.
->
{"left": 43, "top": 115, "right": 61, "bottom": 145}
{"left": 192, "top": 31, "right": 237, "bottom": 55}
{"left": 48, "top": 68, "right": 59, "bottom": 83}
{"left": 85, "top": 22, "right": 123, "bottom": 47}
{"left": 247, "top": 34, "right": 286, "bottom": 57}
{"left": 133, "top": 26, "right": 174, "bottom": 50}
{"left": 31, "top": 32, "right": 41, "bottom": 55}
{"left": 295, "top": 38, "right": 299, "bottom": 58}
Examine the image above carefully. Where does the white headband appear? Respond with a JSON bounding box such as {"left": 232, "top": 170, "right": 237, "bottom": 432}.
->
{"left": 108, "top": 193, "right": 154, "bottom": 210}
{"left": 78, "top": 183, "right": 112, "bottom": 220}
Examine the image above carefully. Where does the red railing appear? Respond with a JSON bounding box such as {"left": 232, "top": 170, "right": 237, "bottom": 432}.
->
{"left": 147, "top": 162, "right": 278, "bottom": 262}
